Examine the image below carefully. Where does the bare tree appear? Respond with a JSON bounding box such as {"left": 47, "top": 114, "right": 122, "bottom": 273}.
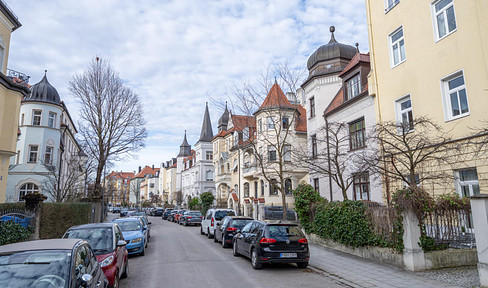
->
{"left": 41, "top": 158, "right": 87, "bottom": 202}
{"left": 219, "top": 61, "right": 307, "bottom": 219}
{"left": 69, "top": 57, "right": 147, "bottom": 197}
{"left": 363, "top": 116, "right": 460, "bottom": 202}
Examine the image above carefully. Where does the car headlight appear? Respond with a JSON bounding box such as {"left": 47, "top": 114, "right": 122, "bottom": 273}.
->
{"left": 100, "top": 255, "right": 114, "bottom": 267}
{"left": 132, "top": 237, "right": 143, "bottom": 243}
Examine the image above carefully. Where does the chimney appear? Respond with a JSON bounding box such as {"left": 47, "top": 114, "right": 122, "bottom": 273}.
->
{"left": 152, "top": 165, "right": 154, "bottom": 169}
{"left": 138, "top": 166, "right": 141, "bottom": 172}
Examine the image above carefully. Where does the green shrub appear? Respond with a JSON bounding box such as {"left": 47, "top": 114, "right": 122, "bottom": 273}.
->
{"left": 313, "top": 200, "right": 380, "bottom": 248}
{"left": 199, "top": 192, "right": 215, "bottom": 214}
{"left": 40, "top": 203, "right": 91, "bottom": 239}
{"left": 293, "top": 184, "right": 324, "bottom": 232}
{"left": 0, "top": 221, "right": 33, "bottom": 245}
{"left": 0, "top": 203, "right": 26, "bottom": 211}
{"left": 189, "top": 198, "right": 200, "bottom": 210}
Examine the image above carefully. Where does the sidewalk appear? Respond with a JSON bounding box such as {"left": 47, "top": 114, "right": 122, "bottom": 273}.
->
{"left": 308, "top": 244, "right": 464, "bottom": 288}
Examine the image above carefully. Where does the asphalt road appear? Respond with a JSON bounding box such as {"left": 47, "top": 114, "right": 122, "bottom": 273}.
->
{"left": 107, "top": 214, "right": 343, "bottom": 288}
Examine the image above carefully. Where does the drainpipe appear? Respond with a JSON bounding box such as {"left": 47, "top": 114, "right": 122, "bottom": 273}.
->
{"left": 238, "top": 149, "right": 241, "bottom": 215}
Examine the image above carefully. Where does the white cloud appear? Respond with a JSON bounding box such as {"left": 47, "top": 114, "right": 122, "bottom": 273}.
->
{"left": 5, "top": 0, "right": 368, "bottom": 173}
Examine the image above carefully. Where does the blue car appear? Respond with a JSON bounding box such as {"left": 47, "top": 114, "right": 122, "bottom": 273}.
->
{"left": 112, "top": 218, "right": 146, "bottom": 256}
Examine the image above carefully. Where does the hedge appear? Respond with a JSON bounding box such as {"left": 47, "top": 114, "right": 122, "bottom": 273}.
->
{"left": 40, "top": 203, "right": 92, "bottom": 239}
{"left": 0, "top": 221, "right": 33, "bottom": 245}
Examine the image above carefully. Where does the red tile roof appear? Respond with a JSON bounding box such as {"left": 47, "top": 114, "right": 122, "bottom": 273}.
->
{"left": 106, "top": 171, "right": 135, "bottom": 179}
{"left": 231, "top": 115, "right": 256, "bottom": 132}
{"left": 338, "top": 53, "right": 370, "bottom": 78}
{"left": 134, "top": 166, "right": 159, "bottom": 178}
{"left": 256, "top": 83, "right": 295, "bottom": 113}
{"left": 294, "top": 105, "right": 307, "bottom": 133}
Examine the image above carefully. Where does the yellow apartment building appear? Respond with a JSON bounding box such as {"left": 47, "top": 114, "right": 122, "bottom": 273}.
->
{"left": 366, "top": 0, "right": 488, "bottom": 196}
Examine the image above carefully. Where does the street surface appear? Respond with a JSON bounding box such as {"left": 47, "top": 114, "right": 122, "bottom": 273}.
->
{"left": 108, "top": 215, "right": 343, "bottom": 288}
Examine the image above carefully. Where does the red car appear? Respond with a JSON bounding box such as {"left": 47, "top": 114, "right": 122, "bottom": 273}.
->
{"left": 64, "top": 222, "right": 129, "bottom": 288}
{"left": 174, "top": 209, "right": 187, "bottom": 223}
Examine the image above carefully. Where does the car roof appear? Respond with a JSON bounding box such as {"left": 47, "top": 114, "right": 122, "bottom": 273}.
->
{"left": 67, "top": 223, "right": 114, "bottom": 230}
{"left": 113, "top": 218, "right": 140, "bottom": 222}
{"left": 227, "top": 216, "right": 253, "bottom": 220}
{"left": 0, "top": 239, "right": 83, "bottom": 254}
{"left": 264, "top": 220, "right": 300, "bottom": 226}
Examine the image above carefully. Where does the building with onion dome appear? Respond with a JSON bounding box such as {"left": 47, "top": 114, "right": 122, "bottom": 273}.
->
{"left": 6, "top": 73, "right": 87, "bottom": 202}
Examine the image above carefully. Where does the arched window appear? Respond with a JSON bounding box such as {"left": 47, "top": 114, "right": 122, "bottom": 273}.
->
{"left": 285, "top": 179, "right": 292, "bottom": 195}
{"left": 19, "top": 183, "right": 39, "bottom": 201}
{"left": 269, "top": 179, "right": 278, "bottom": 195}
{"left": 244, "top": 183, "right": 250, "bottom": 198}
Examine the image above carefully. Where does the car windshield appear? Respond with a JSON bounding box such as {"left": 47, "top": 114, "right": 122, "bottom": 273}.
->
{"left": 231, "top": 219, "right": 253, "bottom": 229}
{"left": 131, "top": 212, "right": 146, "bottom": 216}
{"left": 0, "top": 250, "right": 71, "bottom": 288}
{"left": 215, "top": 211, "right": 235, "bottom": 220}
{"left": 116, "top": 221, "right": 141, "bottom": 231}
{"left": 64, "top": 228, "right": 113, "bottom": 254}
{"left": 266, "top": 225, "right": 304, "bottom": 240}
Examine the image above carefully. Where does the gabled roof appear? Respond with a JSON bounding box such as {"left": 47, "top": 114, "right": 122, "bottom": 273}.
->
{"left": 255, "top": 83, "right": 295, "bottom": 114}
{"left": 337, "top": 53, "right": 370, "bottom": 78}
{"left": 134, "top": 166, "right": 159, "bottom": 178}
{"left": 294, "top": 105, "right": 307, "bottom": 133}
{"left": 106, "top": 171, "right": 135, "bottom": 179}
{"left": 231, "top": 115, "right": 256, "bottom": 132}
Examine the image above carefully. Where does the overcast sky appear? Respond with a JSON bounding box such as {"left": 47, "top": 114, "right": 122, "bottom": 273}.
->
{"left": 5, "top": 0, "right": 368, "bottom": 174}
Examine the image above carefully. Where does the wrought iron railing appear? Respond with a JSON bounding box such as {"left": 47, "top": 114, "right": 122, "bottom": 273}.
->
{"left": 7, "top": 68, "right": 30, "bottom": 83}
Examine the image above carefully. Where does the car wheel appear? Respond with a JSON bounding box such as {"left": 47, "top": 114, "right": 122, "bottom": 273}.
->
{"left": 213, "top": 233, "right": 218, "bottom": 243}
{"left": 200, "top": 226, "right": 205, "bottom": 235}
{"left": 297, "top": 262, "right": 308, "bottom": 268}
{"left": 112, "top": 273, "right": 119, "bottom": 288}
{"left": 251, "top": 249, "right": 263, "bottom": 270}
{"left": 140, "top": 244, "right": 145, "bottom": 256}
{"left": 184, "top": 220, "right": 188, "bottom": 226}
{"left": 233, "top": 241, "right": 239, "bottom": 257}
{"left": 121, "top": 259, "right": 128, "bottom": 279}
{"left": 222, "top": 237, "right": 228, "bottom": 248}
{"left": 207, "top": 228, "right": 212, "bottom": 239}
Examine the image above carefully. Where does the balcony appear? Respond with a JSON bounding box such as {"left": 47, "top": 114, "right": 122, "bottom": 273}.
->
{"left": 215, "top": 172, "right": 231, "bottom": 183}
{"left": 242, "top": 163, "right": 257, "bottom": 179}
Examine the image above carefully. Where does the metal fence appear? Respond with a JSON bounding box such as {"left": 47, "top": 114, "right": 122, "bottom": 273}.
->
{"left": 0, "top": 208, "right": 35, "bottom": 229}
{"left": 364, "top": 202, "right": 399, "bottom": 245}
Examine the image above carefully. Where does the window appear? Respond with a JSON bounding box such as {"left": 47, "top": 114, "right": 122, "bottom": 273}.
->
{"left": 244, "top": 183, "right": 250, "bottom": 198}
{"left": 455, "top": 168, "right": 479, "bottom": 197}
{"left": 258, "top": 119, "right": 262, "bottom": 133}
{"left": 206, "top": 151, "right": 213, "bottom": 160}
{"left": 243, "top": 127, "right": 249, "bottom": 141}
{"left": 269, "top": 179, "right": 278, "bottom": 195}
{"left": 432, "top": 0, "right": 456, "bottom": 40}
{"left": 48, "top": 112, "right": 56, "bottom": 128}
{"left": 442, "top": 72, "right": 469, "bottom": 120}
{"left": 311, "top": 135, "right": 318, "bottom": 159}
{"left": 284, "top": 145, "right": 291, "bottom": 162}
{"left": 313, "top": 178, "right": 319, "bottom": 193}
{"left": 282, "top": 117, "right": 289, "bottom": 129}
{"left": 390, "top": 27, "right": 406, "bottom": 67}
{"left": 349, "top": 118, "right": 366, "bottom": 150}
{"left": 44, "top": 146, "right": 53, "bottom": 165}
{"left": 16, "top": 150, "right": 20, "bottom": 164}
{"left": 268, "top": 146, "right": 277, "bottom": 162}
{"left": 18, "top": 183, "right": 39, "bottom": 201}
{"left": 206, "top": 171, "right": 213, "bottom": 181}
{"left": 346, "top": 74, "right": 361, "bottom": 100}
{"left": 309, "top": 97, "right": 315, "bottom": 118}
{"left": 396, "top": 96, "right": 414, "bottom": 132}
{"left": 353, "top": 172, "right": 370, "bottom": 200}
{"left": 385, "top": 0, "right": 400, "bottom": 12}
{"left": 404, "top": 174, "right": 420, "bottom": 187}
{"left": 21, "top": 113, "right": 24, "bottom": 126}
{"left": 32, "top": 110, "right": 42, "bottom": 126}
{"left": 254, "top": 181, "right": 258, "bottom": 198}
{"left": 267, "top": 117, "right": 275, "bottom": 130}
{"left": 28, "top": 145, "right": 38, "bottom": 163}
{"left": 227, "top": 163, "right": 230, "bottom": 172}
{"left": 284, "top": 179, "right": 292, "bottom": 195}
{"left": 234, "top": 132, "right": 239, "bottom": 146}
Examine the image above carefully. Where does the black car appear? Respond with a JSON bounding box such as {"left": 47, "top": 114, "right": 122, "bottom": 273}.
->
{"left": 0, "top": 239, "right": 109, "bottom": 288}
{"left": 179, "top": 211, "right": 203, "bottom": 226}
{"left": 162, "top": 208, "right": 174, "bottom": 220}
{"left": 232, "top": 221, "right": 309, "bottom": 270}
{"left": 153, "top": 208, "right": 164, "bottom": 217}
{"left": 214, "top": 216, "right": 253, "bottom": 248}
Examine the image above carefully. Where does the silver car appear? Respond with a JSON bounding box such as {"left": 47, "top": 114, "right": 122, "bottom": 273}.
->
{"left": 179, "top": 211, "right": 203, "bottom": 226}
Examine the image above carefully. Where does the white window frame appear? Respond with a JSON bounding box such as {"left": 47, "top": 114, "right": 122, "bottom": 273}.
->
{"left": 48, "top": 112, "right": 56, "bottom": 128}
{"left": 267, "top": 117, "right": 275, "bottom": 130}
{"left": 28, "top": 145, "right": 38, "bottom": 163}
{"left": 206, "top": 151, "right": 213, "bottom": 160}
{"left": 395, "top": 95, "right": 414, "bottom": 133}
{"left": 284, "top": 145, "right": 291, "bottom": 162}
{"left": 389, "top": 26, "right": 406, "bottom": 68}
{"left": 384, "top": 0, "right": 400, "bottom": 13}
{"left": 44, "top": 146, "right": 54, "bottom": 165}
{"left": 431, "top": 0, "right": 457, "bottom": 42}
{"left": 18, "top": 183, "right": 40, "bottom": 201}
{"left": 454, "top": 168, "right": 480, "bottom": 197}
{"left": 32, "top": 110, "right": 42, "bottom": 126}
{"left": 346, "top": 74, "right": 361, "bottom": 100}
{"left": 309, "top": 96, "right": 315, "bottom": 118}
{"left": 268, "top": 146, "right": 277, "bottom": 162}
{"left": 440, "top": 70, "right": 469, "bottom": 121}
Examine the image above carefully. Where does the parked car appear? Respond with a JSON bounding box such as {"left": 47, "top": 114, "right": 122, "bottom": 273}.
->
{"left": 63, "top": 223, "right": 128, "bottom": 288}
{"left": 130, "top": 216, "right": 151, "bottom": 244}
{"left": 113, "top": 207, "right": 121, "bottom": 213}
{"left": 264, "top": 206, "right": 297, "bottom": 220}
{"left": 174, "top": 210, "right": 187, "bottom": 223}
{"left": 232, "top": 220, "right": 309, "bottom": 269}
{"left": 0, "top": 238, "right": 109, "bottom": 288}
{"left": 153, "top": 208, "right": 164, "bottom": 217}
{"left": 214, "top": 216, "right": 253, "bottom": 247}
{"left": 162, "top": 208, "right": 174, "bottom": 220}
{"left": 167, "top": 210, "right": 178, "bottom": 222}
{"left": 112, "top": 218, "right": 147, "bottom": 256}
{"left": 201, "top": 209, "right": 236, "bottom": 238}
{"left": 179, "top": 211, "right": 203, "bottom": 226}
{"left": 120, "top": 208, "right": 130, "bottom": 217}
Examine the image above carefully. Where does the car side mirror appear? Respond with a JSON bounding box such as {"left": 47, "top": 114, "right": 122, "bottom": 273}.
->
{"left": 117, "top": 240, "right": 127, "bottom": 246}
{"left": 81, "top": 273, "right": 93, "bottom": 287}
{"left": 148, "top": 222, "right": 152, "bottom": 225}
{"left": 143, "top": 226, "right": 147, "bottom": 230}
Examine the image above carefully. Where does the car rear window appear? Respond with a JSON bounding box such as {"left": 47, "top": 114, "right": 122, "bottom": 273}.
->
{"left": 187, "top": 211, "right": 202, "bottom": 216}
{"left": 230, "top": 219, "right": 253, "bottom": 229}
{"left": 215, "top": 210, "right": 235, "bottom": 220}
{"left": 266, "top": 225, "right": 304, "bottom": 240}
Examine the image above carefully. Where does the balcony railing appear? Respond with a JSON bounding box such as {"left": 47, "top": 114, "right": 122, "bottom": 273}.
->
{"left": 7, "top": 68, "right": 30, "bottom": 84}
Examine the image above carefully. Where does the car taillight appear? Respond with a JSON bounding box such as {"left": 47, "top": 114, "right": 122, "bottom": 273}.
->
{"left": 200, "top": 216, "right": 203, "bottom": 219}
{"left": 187, "top": 216, "right": 192, "bottom": 219}
{"left": 227, "top": 227, "right": 237, "bottom": 232}
{"left": 211, "top": 217, "right": 214, "bottom": 227}
{"left": 298, "top": 238, "right": 308, "bottom": 244}
{"left": 260, "top": 238, "right": 277, "bottom": 244}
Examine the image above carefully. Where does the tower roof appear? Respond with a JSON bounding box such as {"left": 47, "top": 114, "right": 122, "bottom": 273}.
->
{"left": 255, "top": 82, "right": 295, "bottom": 114}
{"left": 218, "top": 102, "right": 230, "bottom": 130}
{"left": 23, "top": 72, "right": 61, "bottom": 105}
{"left": 198, "top": 102, "right": 214, "bottom": 142}
{"left": 177, "top": 131, "right": 191, "bottom": 157}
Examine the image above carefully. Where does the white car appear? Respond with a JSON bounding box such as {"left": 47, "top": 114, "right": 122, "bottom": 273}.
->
{"left": 200, "top": 209, "right": 236, "bottom": 238}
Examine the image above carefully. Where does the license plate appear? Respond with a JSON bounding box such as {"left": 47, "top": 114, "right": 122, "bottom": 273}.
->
{"left": 280, "top": 253, "right": 297, "bottom": 258}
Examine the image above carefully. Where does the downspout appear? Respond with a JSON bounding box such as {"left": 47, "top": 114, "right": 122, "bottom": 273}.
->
{"left": 238, "top": 149, "right": 241, "bottom": 215}
{"left": 324, "top": 118, "right": 333, "bottom": 201}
